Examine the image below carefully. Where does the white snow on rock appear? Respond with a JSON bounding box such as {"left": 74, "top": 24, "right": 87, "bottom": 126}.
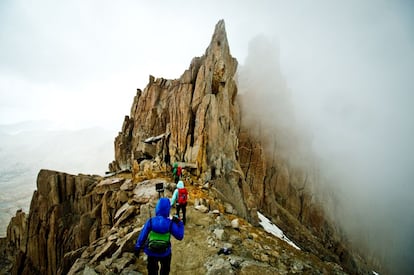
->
{"left": 257, "top": 211, "right": 301, "bottom": 250}
{"left": 258, "top": 212, "right": 381, "bottom": 274}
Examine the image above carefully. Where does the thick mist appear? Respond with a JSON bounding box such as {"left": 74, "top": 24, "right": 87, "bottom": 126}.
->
{"left": 237, "top": 36, "right": 414, "bottom": 274}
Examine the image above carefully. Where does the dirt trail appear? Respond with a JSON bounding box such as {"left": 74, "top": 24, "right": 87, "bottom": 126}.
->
{"left": 170, "top": 207, "right": 216, "bottom": 274}
{"left": 135, "top": 179, "right": 219, "bottom": 274}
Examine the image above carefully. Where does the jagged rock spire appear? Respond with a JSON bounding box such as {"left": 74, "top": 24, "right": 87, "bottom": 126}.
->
{"left": 205, "top": 19, "right": 231, "bottom": 58}
{"left": 109, "top": 19, "right": 247, "bottom": 216}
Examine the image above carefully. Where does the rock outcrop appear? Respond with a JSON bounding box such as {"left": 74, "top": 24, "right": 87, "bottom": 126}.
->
{"left": 0, "top": 20, "right": 377, "bottom": 275}
{"left": 109, "top": 20, "right": 247, "bottom": 217}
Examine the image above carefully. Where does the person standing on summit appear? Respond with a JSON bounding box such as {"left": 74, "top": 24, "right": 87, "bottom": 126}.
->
{"left": 134, "top": 198, "right": 184, "bottom": 275}
{"left": 171, "top": 180, "right": 188, "bottom": 225}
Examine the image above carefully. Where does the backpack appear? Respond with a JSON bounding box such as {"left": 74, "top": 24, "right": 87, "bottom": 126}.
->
{"left": 177, "top": 188, "right": 188, "bottom": 205}
{"left": 147, "top": 218, "right": 172, "bottom": 253}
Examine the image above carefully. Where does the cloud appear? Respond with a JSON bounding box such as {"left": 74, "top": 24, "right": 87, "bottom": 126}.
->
{"left": 237, "top": 2, "right": 414, "bottom": 273}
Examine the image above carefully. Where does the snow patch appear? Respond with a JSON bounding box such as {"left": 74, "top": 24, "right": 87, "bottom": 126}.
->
{"left": 257, "top": 211, "right": 301, "bottom": 250}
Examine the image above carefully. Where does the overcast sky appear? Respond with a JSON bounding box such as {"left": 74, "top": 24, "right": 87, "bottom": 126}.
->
{"left": 0, "top": 0, "right": 283, "bottom": 130}
{"left": 1, "top": 0, "right": 413, "bottom": 273}
{"left": 1, "top": 0, "right": 410, "bottom": 132}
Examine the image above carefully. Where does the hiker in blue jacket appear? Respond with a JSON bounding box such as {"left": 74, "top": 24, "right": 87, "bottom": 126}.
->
{"left": 134, "top": 197, "right": 184, "bottom": 275}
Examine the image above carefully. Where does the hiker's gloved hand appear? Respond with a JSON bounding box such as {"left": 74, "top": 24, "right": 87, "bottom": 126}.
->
{"left": 172, "top": 215, "right": 180, "bottom": 223}
{"left": 134, "top": 246, "right": 140, "bottom": 257}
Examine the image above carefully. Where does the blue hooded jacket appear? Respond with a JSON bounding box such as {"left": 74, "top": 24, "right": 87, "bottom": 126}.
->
{"left": 134, "top": 197, "right": 184, "bottom": 257}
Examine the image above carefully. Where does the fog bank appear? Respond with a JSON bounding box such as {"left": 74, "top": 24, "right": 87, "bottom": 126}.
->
{"left": 237, "top": 30, "right": 414, "bottom": 274}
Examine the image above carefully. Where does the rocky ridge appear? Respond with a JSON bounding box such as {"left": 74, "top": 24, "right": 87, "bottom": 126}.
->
{"left": 1, "top": 169, "right": 350, "bottom": 275}
{"left": 0, "top": 20, "right": 376, "bottom": 274}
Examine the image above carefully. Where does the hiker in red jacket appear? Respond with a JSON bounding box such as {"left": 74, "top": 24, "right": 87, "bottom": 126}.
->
{"left": 170, "top": 180, "right": 188, "bottom": 225}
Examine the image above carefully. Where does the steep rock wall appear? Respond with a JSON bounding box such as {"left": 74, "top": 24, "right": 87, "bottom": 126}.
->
{"left": 110, "top": 20, "right": 249, "bottom": 217}
{"left": 112, "top": 20, "right": 239, "bottom": 173}
{"left": 0, "top": 170, "right": 137, "bottom": 275}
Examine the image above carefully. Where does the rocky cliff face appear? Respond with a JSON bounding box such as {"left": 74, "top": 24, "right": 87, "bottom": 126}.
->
{"left": 0, "top": 170, "right": 108, "bottom": 274}
{"left": 0, "top": 20, "right": 377, "bottom": 274}
{"left": 109, "top": 20, "right": 248, "bottom": 217}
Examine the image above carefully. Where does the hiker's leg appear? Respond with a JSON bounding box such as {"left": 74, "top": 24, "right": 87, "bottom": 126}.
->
{"left": 182, "top": 203, "right": 187, "bottom": 225}
{"left": 179, "top": 204, "right": 184, "bottom": 220}
{"left": 159, "top": 253, "right": 172, "bottom": 275}
{"left": 176, "top": 204, "right": 180, "bottom": 217}
{"left": 147, "top": 256, "right": 159, "bottom": 275}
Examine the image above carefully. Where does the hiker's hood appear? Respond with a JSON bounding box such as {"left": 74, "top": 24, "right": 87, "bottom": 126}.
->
{"left": 173, "top": 163, "right": 178, "bottom": 168}
{"left": 155, "top": 197, "right": 171, "bottom": 217}
{"left": 177, "top": 180, "right": 184, "bottom": 189}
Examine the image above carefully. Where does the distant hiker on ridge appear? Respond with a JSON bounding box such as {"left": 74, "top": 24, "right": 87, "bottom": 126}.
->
{"left": 171, "top": 180, "right": 188, "bottom": 225}
{"left": 172, "top": 163, "right": 182, "bottom": 183}
{"left": 134, "top": 198, "right": 184, "bottom": 275}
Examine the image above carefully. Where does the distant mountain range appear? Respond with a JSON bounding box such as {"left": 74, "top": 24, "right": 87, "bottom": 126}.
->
{"left": 0, "top": 120, "right": 115, "bottom": 236}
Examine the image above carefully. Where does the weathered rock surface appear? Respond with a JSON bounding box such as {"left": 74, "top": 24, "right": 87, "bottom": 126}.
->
{"left": 110, "top": 21, "right": 244, "bottom": 215}
{"left": 0, "top": 20, "right": 377, "bottom": 275}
